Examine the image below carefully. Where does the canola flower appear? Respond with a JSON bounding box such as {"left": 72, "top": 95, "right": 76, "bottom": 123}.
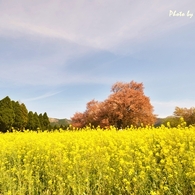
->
{"left": 0, "top": 125, "right": 195, "bottom": 194}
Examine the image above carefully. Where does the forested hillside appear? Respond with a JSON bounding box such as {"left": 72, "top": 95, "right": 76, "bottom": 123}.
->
{"left": 49, "top": 118, "right": 71, "bottom": 129}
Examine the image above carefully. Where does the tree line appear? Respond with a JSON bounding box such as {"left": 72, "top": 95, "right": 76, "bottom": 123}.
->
{"left": 161, "top": 107, "right": 195, "bottom": 127}
{"left": 0, "top": 96, "right": 50, "bottom": 132}
{"left": 2, "top": 81, "right": 194, "bottom": 132}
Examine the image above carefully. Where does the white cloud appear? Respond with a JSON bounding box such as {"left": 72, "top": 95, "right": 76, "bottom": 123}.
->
{"left": 1, "top": 0, "right": 194, "bottom": 119}
{"left": 0, "top": 0, "right": 194, "bottom": 53}
{"left": 0, "top": 0, "right": 194, "bottom": 87}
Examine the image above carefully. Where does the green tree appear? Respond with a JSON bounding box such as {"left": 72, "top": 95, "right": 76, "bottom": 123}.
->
{"left": 26, "top": 111, "right": 35, "bottom": 130}
{"left": 42, "top": 112, "right": 50, "bottom": 130}
{"left": 162, "top": 116, "right": 181, "bottom": 127}
{"left": 34, "top": 112, "right": 40, "bottom": 130}
{"left": 12, "top": 101, "right": 28, "bottom": 130}
{"left": 39, "top": 113, "right": 44, "bottom": 130}
{"left": 20, "top": 103, "right": 28, "bottom": 129}
{"left": 0, "top": 96, "right": 15, "bottom": 132}
{"left": 53, "top": 124, "right": 59, "bottom": 130}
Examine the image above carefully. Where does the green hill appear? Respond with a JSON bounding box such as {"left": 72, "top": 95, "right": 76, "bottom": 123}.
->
{"left": 49, "top": 118, "right": 71, "bottom": 128}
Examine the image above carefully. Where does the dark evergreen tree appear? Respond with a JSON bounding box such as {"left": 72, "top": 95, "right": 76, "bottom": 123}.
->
{"left": 12, "top": 101, "right": 28, "bottom": 130}
{"left": 42, "top": 112, "right": 50, "bottom": 130}
{"left": 53, "top": 124, "right": 59, "bottom": 130}
{"left": 12, "top": 101, "right": 22, "bottom": 130}
{"left": 39, "top": 113, "right": 44, "bottom": 130}
{"left": 20, "top": 103, "right": 28, "bottom": 129}
{"left": 0, "top": 96, "right": 49, "bottom": 132}
{"left": 0, "top": 96, "right": 15, "bottom": 132}
{"left": 34, "top": 112, "right": 40, "bottom": 130}
{"left": 26, "top": 111, "right": 35, "bottom": 130}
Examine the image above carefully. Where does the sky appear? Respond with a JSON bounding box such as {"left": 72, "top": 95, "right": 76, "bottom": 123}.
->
{"left": 0, "top": 0, "right": 195, "bottom": 119}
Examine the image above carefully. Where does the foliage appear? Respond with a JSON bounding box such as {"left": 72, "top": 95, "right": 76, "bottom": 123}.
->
{"left": 0, "top": 96, "right": 50, "bottom": 132}
{"left": 26, "top": 112, "right": 50, "bottom": 131}
{"left": 39, "top": 113, "right": 44, "bottom": 130}
{"left": 1, "top": 126, "right": 195, "bottom": 194}
{"left": 71, "top": 81, "right": 156, "bottom": 128}
{"left": 42, "top": 112, "right": 50, "bottom": 130}
{"left": 34, "top": 112, "right": 41, "bottom": 130}
{"left": 104, "top": 81, "right": 156, "bottom": 128}
{"left": 0, "top": 96, "right": 15, "bottom": 132}
{"left": 12, "top": 101, "right": 28, "bottom": 130}
{"left": 161, "top": 116, "right": 181, "bottom": 127}
{"left": 26, "top": 111, "right": 35, "bottom": 130}
{"left": 174, "top": 106, "right": 195, "bottom": 126}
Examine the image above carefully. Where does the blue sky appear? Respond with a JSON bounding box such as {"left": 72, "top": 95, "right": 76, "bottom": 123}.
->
{"left": 0, "top": 0, "right": 195, "bottom": 119}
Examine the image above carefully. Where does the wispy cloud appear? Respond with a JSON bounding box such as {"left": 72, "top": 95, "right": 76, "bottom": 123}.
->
{"left": 0, "top": 0, "right": 195, "bottom": 118}
{"left": 22, "top": 91, "right": 63, "bottom": 102}
{"left": 0, "top": 0, "right": 194, "bottom": 53}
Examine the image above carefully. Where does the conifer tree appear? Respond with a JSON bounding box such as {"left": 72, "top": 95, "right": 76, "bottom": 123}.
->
{"left": 12, "top": 101, "right": 28, "bottom": 130}
{"left": 26, "top": 111, "right": 35, "bottom": 130}
{"left": 34, "top": 112, "right": 40, "bottom": 130}
{"left": 39, "top": 113, "right": 44, "bottom": 130}
{"left": 0, "top": 96, "right": 15, "bottom": 132}
{"left": 20, "top": 103, "right": 28, "bottom": 129}
{"left": 42, "top": 112, "right": 50, "bottom": 130}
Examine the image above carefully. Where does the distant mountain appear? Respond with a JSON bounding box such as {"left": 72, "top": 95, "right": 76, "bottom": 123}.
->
{"left": 49, "top": 118, "right": 71, "bottom": 127}
{"left": 49, "top": 118, "right": 59, "bottom": 123}
{"left": 154, "top": 118, "right": 164, "bottom": 127}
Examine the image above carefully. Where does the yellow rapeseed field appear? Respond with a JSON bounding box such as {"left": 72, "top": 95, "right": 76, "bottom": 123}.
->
{"left": 0, "top": 124, "right": 195, "bottom": 195}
